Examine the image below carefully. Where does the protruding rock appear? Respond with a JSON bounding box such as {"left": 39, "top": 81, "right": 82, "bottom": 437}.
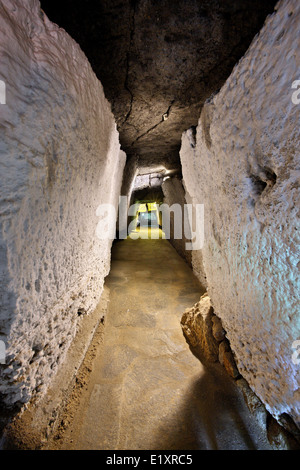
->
{"left": 181, "top": 293, "right": 219, "bottom": 362}
{"left": 236, "top": 378, "right": 267, "bottom": 431}
{"left": 223, "top": 351, "right": 240, "bottom": 379}
{"left": 211, "top": 315, "right": 226, "bottom": 342}
{"left": 218, "top": 339, "right": 231, "bottom": 365}
{"left": 267, "top": 414, "right": 300, "bottom": 450}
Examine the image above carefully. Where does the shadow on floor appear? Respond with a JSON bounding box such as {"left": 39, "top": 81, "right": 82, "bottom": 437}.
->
{"left": 150, "top": 362, "right": 270, "bottom": 450}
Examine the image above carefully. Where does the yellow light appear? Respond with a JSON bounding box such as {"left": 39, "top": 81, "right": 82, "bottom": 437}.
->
{"left": 138, "top": 203, "right": 147, "bottom": 213}
{"left": 137, "top": 202, "right": 157, "bottom": 213}
{"left": 147, "top": 202, "right": 157, "bottom": 211}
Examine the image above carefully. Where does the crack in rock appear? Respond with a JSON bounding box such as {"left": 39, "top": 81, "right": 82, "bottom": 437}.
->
{"left": 131, "top": 100, "right": 175, "bottom": 146}
{"left": 122, "top": 3, "right": 136, "bottom": 125}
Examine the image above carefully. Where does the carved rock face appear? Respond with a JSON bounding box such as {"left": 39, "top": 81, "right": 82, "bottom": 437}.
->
{"left": 40, "top": 0, "right": 277, "bottom": 174}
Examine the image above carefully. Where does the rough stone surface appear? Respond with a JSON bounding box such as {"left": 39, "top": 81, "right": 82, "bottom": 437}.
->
{"left": 0, "top": 0, "right": 125, "bottom": 407}
{"left": 40, "top": 0, "right": 277, "bottom": 174}
{"left": 278, "top": 413, "right": 300, "bottom": 442}
{"left": 236, "top": 378, "right": 268, "bottom": 432}
{"left": 223, "top": 351, "right": 240, "bottom": 379}
{"left": 181, "top": 180, "right": 208, "bottom": 289}
{"left": 161, "top": 176, "right": 192, "bottom": 266}
{"left": 180, "top": 0, "right": 300, "bottom": 424}
{"left": 267, "top": 415, "right": 300, "bottom": 450}
{"left": 181, "top": 293, "right": 219, "bottom": 363}
{"left": 212, "top": 315, "right": 226, "bottom": 342}
{"left": 0, "top": 287, "right": 109, "bottom": 449}
{"left": 181, "top": 295, "right": 300, "bottom": 449}
{"left": 218, "top": 339, "right": 231, "bottom": 366}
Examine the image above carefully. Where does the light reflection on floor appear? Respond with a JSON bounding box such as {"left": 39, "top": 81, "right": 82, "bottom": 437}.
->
{"left": 128, "top": 226, "right": 166, "bottom": 240}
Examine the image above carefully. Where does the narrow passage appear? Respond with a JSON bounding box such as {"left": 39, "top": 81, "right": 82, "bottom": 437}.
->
{"left": 54, "top": 229, "right": 271, "bottom": 450}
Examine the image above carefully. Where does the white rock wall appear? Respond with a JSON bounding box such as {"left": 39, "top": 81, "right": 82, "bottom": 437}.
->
{"left": 180, "top": 166, "right": 208, "bottom": 289}
{"left": 0, "top": 0, "right": 126, "bottom": 406}
{"left": 161, "top": 176, "right": 192, "bottom": 266}
{"left": 180, "top": 0, "right": 300, "bottom": 424}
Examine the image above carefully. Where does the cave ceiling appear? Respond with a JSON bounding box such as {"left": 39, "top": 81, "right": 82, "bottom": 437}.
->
{"left": 40, "top": 0, "right": 277, "bottom": 175}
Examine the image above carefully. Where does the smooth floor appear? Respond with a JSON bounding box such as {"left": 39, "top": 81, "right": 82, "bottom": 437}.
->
{"left": 55, "top": 228, "right": 271, "bottom": 450}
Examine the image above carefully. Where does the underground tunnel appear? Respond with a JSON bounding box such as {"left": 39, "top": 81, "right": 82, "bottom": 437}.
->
{"left": 0, "top": 0, "right": 299, "bottom": 452}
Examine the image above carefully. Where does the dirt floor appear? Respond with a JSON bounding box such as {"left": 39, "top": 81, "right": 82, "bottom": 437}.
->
{"left": 41, "top": 228, "right": 272, "bottom": 450}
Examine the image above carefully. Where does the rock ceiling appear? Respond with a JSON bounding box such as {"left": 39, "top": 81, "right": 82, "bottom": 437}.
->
{"left": 40, "top": 0, "right": 277, "bottom": 175}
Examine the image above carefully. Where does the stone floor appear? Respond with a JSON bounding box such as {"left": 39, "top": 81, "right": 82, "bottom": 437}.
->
{"left": 54, "top": 228, "right": 271, "bottom": 450}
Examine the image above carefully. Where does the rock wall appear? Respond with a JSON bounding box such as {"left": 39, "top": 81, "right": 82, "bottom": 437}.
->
{"left": 116, "top": 155, "right": 138, "bottom": 239}
{"left": 180, "top": 167, "right": 208, "bottom": 289}
{"left": 180, "top": 0, "right": 300, "bottom": 425}
{"left": 0, "top": 0, "right": 126, "bottom": 407}
{"left": 161, "top": 176, "right": 192, "bottom": 266}
{"left": 181, "top": 294, "right": 300, "bottom": 449}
